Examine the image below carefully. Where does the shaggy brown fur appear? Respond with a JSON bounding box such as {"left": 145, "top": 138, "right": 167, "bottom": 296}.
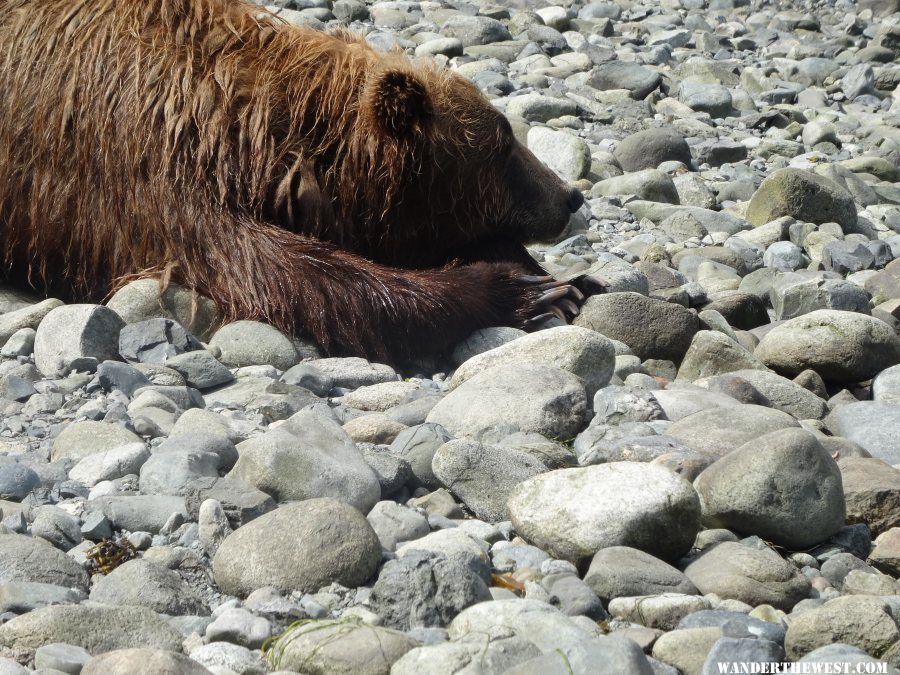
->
{"left": 0, "top": 0, "right": 587, "bottom": 361}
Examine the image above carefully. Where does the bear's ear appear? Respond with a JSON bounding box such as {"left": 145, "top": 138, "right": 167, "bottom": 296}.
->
{"left": 363, "top": 68, "right": 433, "bottom": 136}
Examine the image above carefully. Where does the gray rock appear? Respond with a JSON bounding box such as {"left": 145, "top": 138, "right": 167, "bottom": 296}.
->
{"left": 390, "top": 423, "right": 453, "bottom": 490}
{"left": 764, "top": 241, "right": 806, "bottom": 271}
{"left": 696, "top": 370, "right": 827, "bottom": 420}
{"left": 190, "top": 642, "right": 266, "bottom": 675}
{"left": 339, "top": 380, "right": 421, "bottom": 412}
{"left": 34, "top": 643, "right": 92, "bottom": 675}
{"left": 874, "top": 365, "right": 900, "bottom": 404}
{"left": 365, "top": 500, "right": 430, "bottom": 551}
{"left": 52, "top": 421, "right": 142, "bottom": 463}
{"left": 230, "top": 410, "right": 380, "bottom": 511}
{"left": 369, "top": 550, "right": 491, "bottom": 630}
{"left": 280, "top": 362, "right": 333, "bottom": 396}
{"left": 702, "top": 637, "right": 784, "bottom": 675}
{"left": 139, "top": 449, "right": 219, "bottom": 496}
{"left": 34, "top": 304, "right": 125, "bottom": 377}
{"left": 785, "top": 596, "right": 899, "bottom": 660}
{"left": 613, "top": 128, "right": 692, "bottom": 172}
{"left": 527, "top": 127, "right": 590, "bottom": 181}
{"left": 506, "top": 93, "right": 576, "bottom": 123}
{"left": 94, "top": 495, "right": 188, "bottom": 534}
{"left": 676, "top": 331, "right": 769, "bottom": 382}
{"left": 118, "top": 318, "right": 201, "bottom": 364}
{"left": 506, "top": 636, "right": 655, "bottom": 675}
{"left": 666, "top": 404, "right": 799, "bottom": 458}
{"left": 392, "top": 632, "right": 539, "bottom": 675}
{"left": 609, "top": 594, "right": 711, "bottom": 631}
{"left": 432, "top": 439, "right": 546, "bottom": 522}
{"left": 0, "top": 581, "right": 84, "bottom": 614}
{"left": 441, "top": 15, "right": 511, "bottom": 46}
{"left": 451, "top": 327, "right": 526, "bottom": 365}
{"left": 800, "top": 644, "right": 900, "bottom": 675}
{"left": 165, "top": 350, "right": 233, "bottom": 389}
{"left": 452, "top": 599, "right": 600, "bottom": 655}
{"left": 266, "top": 620, "right": 417, "bottom": 675}
{"left": 684, "top": 541, "right": 811, "bottom": 611}
{"left": 770, "top": 275, "right": 870, "bottom": 321}
{"left": 204, "top": 608, "right": 271, "bottom": 649}
{"left": 31, "top": 506, "right": 82, "bottom": 552}
{"left": 679, "top": 81, "right": 732, "bottom": 117}
{"left": 81, "top": 648, "right": 212, "bottom": 675}
{"left": 592, "top": 169, "right": 680, "bottom": 204}
{"left": 0, "top": 464, "right": 40, "bottom": 500}
{"left": 426, "top": 364, "right": 588, "bottom": 444}
{"left": 823, "top": 241, "right": 875, "bottom": 275}
{"left": 68, "top": 441, "right": 144, "bottom": 487}
{"left": 97, "top": 361, "right": 152, "bottom": 397}
{"left": 839, "top": 457, "right": 900, "bottom": 536}
{"left": 0, "top": 298, "right": 63, "bottom": 346}
{"left": 106, "top": 279, "right": 218, "bottom": 341}
{"left": 755, "top": 310, "right": 900, "bottom": 383}
{"left": 197, "top": 498, "right": 232, "bottom": 557}
{"left": 395, "top": 529, "right": 491, "bottom": 584}
{"left": 508, "top": 462, "right": 701, "bottom": 564}
{"left": 0, "top": 327, "right": 35, "bottom": 358}
{"left": 826, "top": 402, "right": 900, "bottom": 464}
{"left": 746, "top": 169, "right": 857, "bottom": 229}
{"left": 183, "top": 476, "right": 275, "bottom": 529}
{"left": 842, "top": 63, "right": 876, "bottom": 99}
{"left": 651, "top": 627, "right": 721, "bottom": 675}
{"left": 212, "top": 499, "right": 381, "bottom": 596}
{"left": 694, "top": 429, "right": 845, "bottom": 548}
{"left": 0, "top": 534, "right": 88, "bottom": 592}
{"left": 306, "top": 357, "right": 398, "bottom": 389}
{"left": 209, "top": 321, "right": 299, "bottom": 371}
{"left": 575, "top": 292, "right": 699, "bottom": 361}
{"left": 584, "top": 546, "right": 698, "bottom": 601}
{"left": 448, "top": 326, "right": 615, "bottom": 398}
{"left": 677, "top": 610, "right": 786, "bottom": 644}
{"left": 89, "top": 559, "right": 206, "bottom": 615}
{"left": 589, "top": 61, "right": 661, "bottom": 99}
{"left": 0, "top": 605, "right": 182, "bottom": 654}
{"left": 546, "top": 574, "right": 607, "bottom": 620}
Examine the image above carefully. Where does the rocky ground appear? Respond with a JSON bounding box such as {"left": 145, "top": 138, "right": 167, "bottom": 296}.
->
{"left": 1, "top": 0, "right": 900, "bottom": 673}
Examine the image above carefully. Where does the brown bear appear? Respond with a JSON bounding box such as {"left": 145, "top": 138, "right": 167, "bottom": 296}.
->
{"left": 0, "top": 0, "right": 595, "bottom": 362}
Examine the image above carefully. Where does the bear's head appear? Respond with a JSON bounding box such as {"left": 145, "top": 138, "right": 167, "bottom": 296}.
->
{"left": 350, "top": 62, "right": 584, "bottom": 266}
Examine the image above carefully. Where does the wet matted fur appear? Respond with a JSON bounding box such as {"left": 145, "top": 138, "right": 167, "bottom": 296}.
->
{"left": 0, "top": 0, "right": 584, "bottom": 360}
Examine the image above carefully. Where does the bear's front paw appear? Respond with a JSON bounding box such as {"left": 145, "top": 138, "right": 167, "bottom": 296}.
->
{"left": 516, "top": 275, "right": 583, "bottom": 330}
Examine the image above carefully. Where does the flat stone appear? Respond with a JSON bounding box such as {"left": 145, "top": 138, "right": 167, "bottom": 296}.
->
{"left": 0, "top": 605, "right": 182, "bottom": 654}
{"left": 508, "top": 462, "right": 701, "bottom": 564}
{"left": 755, "top": 310, "right": 900, "bottom": 384}
{"left": 746, "top": 168, "right": 857, "bottom": 229}
{"left": 838, "top": 457, "right": 900, "bottom": 535}
{"left": 574, "top": 292, "right": 699, "bottom": 362}
{"left": 694, "top": 428, "right": 845, "bottom": 549}
{"left": 785, "top": 596, "right": 900, "bottom": 660}
{"left": 107, "top": 279, "right": 218, "bottom": 341}
{"left": 684, "top": 541, "right": 811, "bottom": 611}
{"left": 426, "top": 364, "right": 588, "bottom": 444}
{"left": 448, "top": 326, "right": 614, "bottom": 397}
{"left": 0, "top": 534, "right": 88, "bottom": 592}
{"left": 584, "top": 546, "right": 697, "bottom": 601}
{"left": 666, "top": 404, "right": 799, "bottom": 458}
{"left": 212, "top": 499, "right": 381, "bottom": 597}
{"left": 826, "top": 402, "right": 900, "bottom": 464}
{"left": 51, "top": 421, "right": 142, "bottom": 463}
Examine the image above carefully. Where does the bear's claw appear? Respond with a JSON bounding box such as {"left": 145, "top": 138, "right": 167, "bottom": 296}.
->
{"left": 517, "top": 272, "right": 607, "bottom": 332}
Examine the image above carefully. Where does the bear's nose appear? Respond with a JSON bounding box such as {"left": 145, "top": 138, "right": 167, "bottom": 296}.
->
{"left": 567, "top": 187, "right": 585, "bottom": 213}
